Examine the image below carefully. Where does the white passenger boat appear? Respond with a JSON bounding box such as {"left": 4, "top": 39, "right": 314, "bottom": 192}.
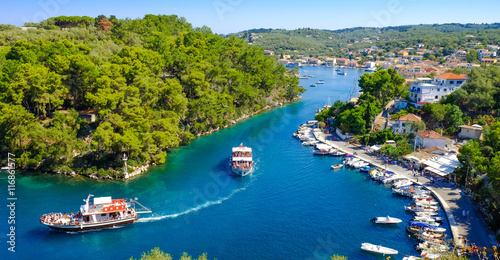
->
{"left": 40, "top": 194, "right": 151, "bottom": 231}
{"left": 361, "top": 243, "right": 398, "bottom": 255}
{"left": 231, "top": 143, "right": 253, "bottom": 176}
{"left": 371, "top": 216, "right": 402, "bottom": 224}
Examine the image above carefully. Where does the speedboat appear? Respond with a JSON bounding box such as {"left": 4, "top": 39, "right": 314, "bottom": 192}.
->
{"left": 371, "top": 216, "right": 402, "bottom": 224}
{"left": 331, "top": 164, "right": 343, "bottom": 170}
{"left": 361, "top": 243, "right": 398, "bottom": 255}
{"left": 310, "top": 84, "right": 317, "bottom": 87}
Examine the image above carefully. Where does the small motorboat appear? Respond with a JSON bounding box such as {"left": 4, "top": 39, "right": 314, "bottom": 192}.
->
{"left": 371, "top": 216, "right": 402, "bottom": 224}
{"left": 361, "top": 243, "right": 398, "bottom": 255}
{"left": 405, "top": 205, "right": 438, "bottom": 213}
{"left": 310, "top": 84, "right": 317, "bottom": 87}
{"left": 331, "top": 164, "right": 343, "bottom": 170}
{"left": 413, "top": 215, "right": 443, "bottom": 222}
{"left": 416, "top": 241, "right": 449, "bottom": 252}
{"left": 359, "top": 166, "right": 371, "bottom": 172}
{"left": 411, "top": 217, "right": 440, "bottom": 227}
{"left": 415, "top": 200, "right": 439, "bottom": 206}
{"left": 415, "top": 211, "right": 438, "bottom": 217}
{"left": 330, "top": 150, "right": 346, "bottom": 157}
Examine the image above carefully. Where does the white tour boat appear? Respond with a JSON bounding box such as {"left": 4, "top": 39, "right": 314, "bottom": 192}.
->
{"left": 371, "top": 216, "right": 402, "bottom": 224}
{"left": 361, "top": 243, "right": 398, "bottom": 255}
{"left": 231, "top": 143, "right": 253, "bottom": 176}
{"left": 40, "top": 194, "right": 151, "bottom": 231}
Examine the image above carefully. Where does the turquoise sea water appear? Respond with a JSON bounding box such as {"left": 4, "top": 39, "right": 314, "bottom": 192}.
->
{"left": 1, "top": 67, "right": 449, "bottom": 260}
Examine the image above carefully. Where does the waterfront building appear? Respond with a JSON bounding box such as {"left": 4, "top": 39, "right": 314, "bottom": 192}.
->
{"left": 416, "top": 130, "right": 447, "bottom": 149}
{"left": 409, "top": 73, "right": 467, "bottom": 107}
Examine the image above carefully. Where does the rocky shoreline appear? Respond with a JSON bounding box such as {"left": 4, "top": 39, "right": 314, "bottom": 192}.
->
{"left": 33, "top": 97, "right": 301, "bottom": 180}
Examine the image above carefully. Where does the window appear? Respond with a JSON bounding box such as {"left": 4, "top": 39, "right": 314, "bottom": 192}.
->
{"left": 435, "top": 96, "right": 438, "bottom": 99}
{"left": 443, "top": 88, "right": 447, "bottom": 92}
{"left": 450, "top": 81, "right": 454, "bottom": 84}
{"left": 457, "top": 81, "right": 462, "bottom": 84}
{"left": 417, "top": 88, "right": 420, "bottom": 92}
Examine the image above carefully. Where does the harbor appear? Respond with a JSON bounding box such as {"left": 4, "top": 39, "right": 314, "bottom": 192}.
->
{"left": 1, "top": 66, "right": 491, "bottom": 259}
{"left": 309, "top": 122, "right": 494, "bottom": 252}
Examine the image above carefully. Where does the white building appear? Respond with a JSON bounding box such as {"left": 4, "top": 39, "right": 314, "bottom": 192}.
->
{"left": 391, "top": 113, "right": 422, "bottom": 135}
{"left": 458, "top": 124, "right": 483, "bottom": 140}
{"left": 416, "top": 130, "right": 447, "bottom": 149}
{"left": 409, "top": 73, "right": 467, "bottom": 108}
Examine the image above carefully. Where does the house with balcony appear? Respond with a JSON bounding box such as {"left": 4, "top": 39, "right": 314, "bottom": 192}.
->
{"left": 408, "top": 73, "right": 467, "bottom": 108}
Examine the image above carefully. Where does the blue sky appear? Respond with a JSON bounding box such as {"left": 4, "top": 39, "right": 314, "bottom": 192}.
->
{"left": 1, "top": 0, "right": 499, "bottom": 34}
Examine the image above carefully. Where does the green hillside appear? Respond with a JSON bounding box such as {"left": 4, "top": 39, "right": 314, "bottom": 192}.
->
{"left": 0, "top": 15, "right": 304, "bottom": 178}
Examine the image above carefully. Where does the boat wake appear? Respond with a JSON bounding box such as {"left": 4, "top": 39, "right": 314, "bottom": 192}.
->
{"left": 138, "top": 186, "right": 247, "bottom": 222}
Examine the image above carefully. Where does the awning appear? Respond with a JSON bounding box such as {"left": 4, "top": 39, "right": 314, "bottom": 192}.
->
{"left": 424, "top": 166, "right": 448, "bottom": 177}
{"left": 94, "top": 197, "right": 112, "bottom": 204}
{"left": 369, "top": 145, "right": 381, "bottom": 151}
{"left": 315, "top": 144, "right": 332, "bottom": 151}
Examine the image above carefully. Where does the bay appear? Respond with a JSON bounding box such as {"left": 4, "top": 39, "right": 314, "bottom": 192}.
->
{"left": 1, "top": 66, "right": 448, "bottom": 260}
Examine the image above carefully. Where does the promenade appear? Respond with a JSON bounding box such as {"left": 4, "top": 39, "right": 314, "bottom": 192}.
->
{"left": 313, "top": 131, "right": 495, "bottom": 249}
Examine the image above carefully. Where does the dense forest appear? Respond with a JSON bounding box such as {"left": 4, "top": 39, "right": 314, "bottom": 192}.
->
{"left": 232, "top": 24, "right": 500, "bottom": 57}
{"left": 0, "top": 15, "right": 304, "bottom": 178}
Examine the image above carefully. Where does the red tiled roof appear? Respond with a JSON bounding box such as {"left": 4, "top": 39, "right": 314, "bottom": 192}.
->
{"left": 434, "top": 72, "right": 467, "bottom": 80}
{"left": 417, "top": 130, "right": 444, "bottom": 139}
{"left": 398, "top": 113, "right": 422, "bottom": 122}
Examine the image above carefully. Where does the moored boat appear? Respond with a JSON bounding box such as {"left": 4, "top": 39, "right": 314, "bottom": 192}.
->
{"left": 331, "top": 164, "right": 343, "bottom": 170}
{"left": 40, "top": 194, "right": 151, "bottom": 231}
{"left": 371, "top": 216, "right": 402, "bottom": 224}
{"left": 361, "top": 243, "right": 398, "bottom": 255}
{"left": 231, "top": 143, "right": 253, "bottom": 176}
